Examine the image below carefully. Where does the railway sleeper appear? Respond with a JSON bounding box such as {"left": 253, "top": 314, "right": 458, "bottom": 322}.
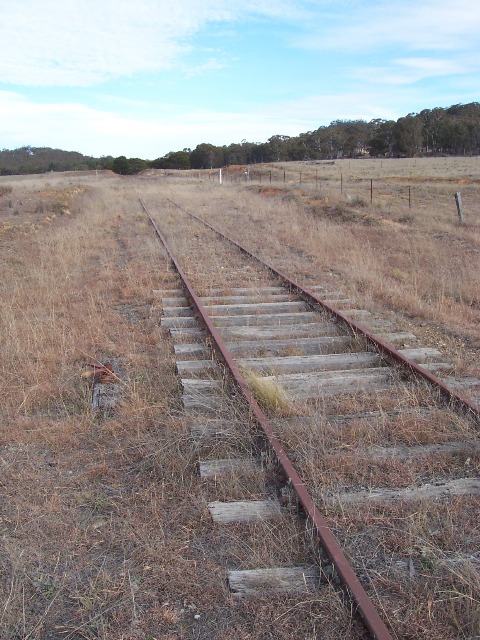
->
{"left": 190, "top": 420, "right": 237, "bottom": 443}
{"left": 254, "top": 367, "right": 394, "bottom": 398}
{"left": 174, "top": 336, "right": 355, "bottom": 360}
{"left": 190, "top": 284, "right": 347, "bottom": 297}
{"left": 225, "top": 332, "right": 417, "bottom": 357}
{"left": 196, "top": 286, "right": 289, "bottom": 296}
{"left": 272, "top": 406, "right": 473, "bottom": 451}
{"left": 202, "top": 300, "right": 309, "bottom": 316}
{"left": 207, "top": 499, "right": 282, "bottom": 523}
{"left": 160, "top": 296, "right": 190, "bottom": 306}
{"left": 182, "top": 393, "right": 233, "bottom": 415}
{"left": 200, "top": 293, "right": 296, "bottom": 305}
{"left": 161, "top": 315, "right": 199, "bottom": 328}
{"left": 217, "top": 322, "right": 341, "bottom": 340}
{"left": 198, "top": 458, "right": 256, "bottom": 478}
{"left": 238, "top": 352, "right": 382, "bottom": 374}
{"left": 152, "top": 287, "right": 184, "bottom": 296}
{"left": 179, "top": 352, "right": 387, "bottom": 377}
{"left": 324, "top": 439, "right": 480, "bottom": 461}
{"left": 169, "top": 327, "right": 204, "bottom": 342}
{"left": 174, "top": 342, "right": 209, "bottom": 358}
{"left": 210, "top": 311, "right": 324, "bottom": 327}
{"left": 162, "top": 306, "right": 195, "bottom": 318}
{"left": 239, "top": 350, "right": 449, "bottom": 376}
{"left": 228, "top": 566, "right": 321, "bottom": 596}
{"left": 176, "top": 359, "right": 219, "bottom": 377}
{"left": 331, "top": 477, "right": 480, "bottom": 505}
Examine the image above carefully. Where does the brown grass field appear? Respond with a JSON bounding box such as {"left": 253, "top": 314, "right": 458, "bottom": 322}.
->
{"left": 0, "top": 157, "right": 479, "bottom": 639}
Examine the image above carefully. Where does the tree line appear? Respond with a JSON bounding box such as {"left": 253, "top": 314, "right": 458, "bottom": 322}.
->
{"left": 1, "top": 103, "right": 479, "bottom": 177}
{"left": 0, "top": 146, "right": 114, "bottom": 175}
{"left": 150, "top": 102, "right": 480, "bottom": 170}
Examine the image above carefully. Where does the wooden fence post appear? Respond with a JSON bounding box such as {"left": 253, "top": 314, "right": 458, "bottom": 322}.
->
{"left": 454, "top": 192, "right": 464, "bottom": 223}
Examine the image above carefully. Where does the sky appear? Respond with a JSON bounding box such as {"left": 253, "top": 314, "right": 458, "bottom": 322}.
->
{"left": 0, "top": 0, "right": 479, "bottom": 160}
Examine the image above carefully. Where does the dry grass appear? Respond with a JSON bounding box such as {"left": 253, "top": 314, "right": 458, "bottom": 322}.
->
{"left": 173, "top": 159, "right": 480, "bottom": 379}
{"left": 325, "top": 496, "right": 480, "bottom": 639}
{"left": 0, "top": 173, "right": 192, "bottom": 637}
{"left": 0, "top": 172, "right": 366, "bottom": 639}
{"left": 242, "top": 370, "right": 295, "bottom": 416}
{"left": 2, "top": 163, "right": 478, "bottom": 639}
{"left": 133, "top": 163, "right": 480, "bottom": 639}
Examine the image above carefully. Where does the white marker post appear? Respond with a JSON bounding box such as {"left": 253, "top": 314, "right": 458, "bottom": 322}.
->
{"left": 454, "top": 192, "right": 464, "bottom": 223}
{"left": 219, "top": 168, "right": 222, "bottom": 184}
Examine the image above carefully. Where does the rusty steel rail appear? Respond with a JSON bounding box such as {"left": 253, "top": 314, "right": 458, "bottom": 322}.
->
{"left": 141, "top": 198, "right": 394, "bottom": 640}
{"left": 166, "top": 198, "right": 480, "bottom": 421}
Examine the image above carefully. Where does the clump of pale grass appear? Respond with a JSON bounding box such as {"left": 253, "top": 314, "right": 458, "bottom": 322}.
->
{"left": 242, "top": 370, "right": 294, "bottom": 416}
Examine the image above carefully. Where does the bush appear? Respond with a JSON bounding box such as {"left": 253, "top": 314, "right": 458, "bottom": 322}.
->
{"left": 347, "top": 195, "right": 367, "bottom": 207}
{"left": 0, "top": 185, "right": 13, "bottom": 197}
{"left": 113, "top": 156, "right": 147, "bottom": 175}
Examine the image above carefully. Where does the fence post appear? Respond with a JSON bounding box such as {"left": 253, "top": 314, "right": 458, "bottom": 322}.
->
{"left": 341, "top": 173, "right": 343, "bottom": 193}
{"left": 454, "top": 192, "right": 464, "bottom": 223}
{"left": 269, "top": 171, "right": 272, "bottom": 183}
{"left": 283, "top": 170, "right": 286, "bottom": 183}
{"left": 408, "top": 186, "right": 411, "bottom": 208}
{"left": 370, "top": 179, "right": 373, "bottom": 203}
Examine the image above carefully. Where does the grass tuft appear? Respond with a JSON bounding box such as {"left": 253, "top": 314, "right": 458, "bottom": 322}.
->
{"left": 242, "top": 369, "right": 295, "bottom": 416}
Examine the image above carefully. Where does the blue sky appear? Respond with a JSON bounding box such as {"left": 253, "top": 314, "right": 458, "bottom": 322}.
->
{"left": 0, "top": 0, "right": 479, "bottom": 159}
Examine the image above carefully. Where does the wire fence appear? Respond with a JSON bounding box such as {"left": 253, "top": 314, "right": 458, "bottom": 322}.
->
{"left": 161, "top": 166, "right": 480, "bottom": 222}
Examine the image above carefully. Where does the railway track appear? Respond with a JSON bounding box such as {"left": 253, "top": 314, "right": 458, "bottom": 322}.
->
{"left": 141, "top": 196, "right": 480, "bottom": 639}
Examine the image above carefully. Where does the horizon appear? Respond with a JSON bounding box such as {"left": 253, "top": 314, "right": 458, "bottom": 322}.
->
{"left": 1, "top": 1, "right": 479, "bottom": 160}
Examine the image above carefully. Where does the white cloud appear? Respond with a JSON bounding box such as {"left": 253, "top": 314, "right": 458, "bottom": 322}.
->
{"left": 183, "top": 57, "right": 230, "bottom": 78}
{"left": 0, "top": 2, "right": 200, "bottom": 86}
{"left": 266, "top": 92, "right": 403, "bottom": 126}
{"left": 352, "top": 55, "right": 479, "bottom": 86}
{"left": 299, "top": 0, "right": 480, "bottom": 53}
{"left": 0, "top": 0, "right": 315, "bottom": 87}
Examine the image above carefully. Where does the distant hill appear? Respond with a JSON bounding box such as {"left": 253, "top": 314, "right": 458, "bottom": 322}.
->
{"left": 0, "top": 146, "right": 113, "bottom": 175}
